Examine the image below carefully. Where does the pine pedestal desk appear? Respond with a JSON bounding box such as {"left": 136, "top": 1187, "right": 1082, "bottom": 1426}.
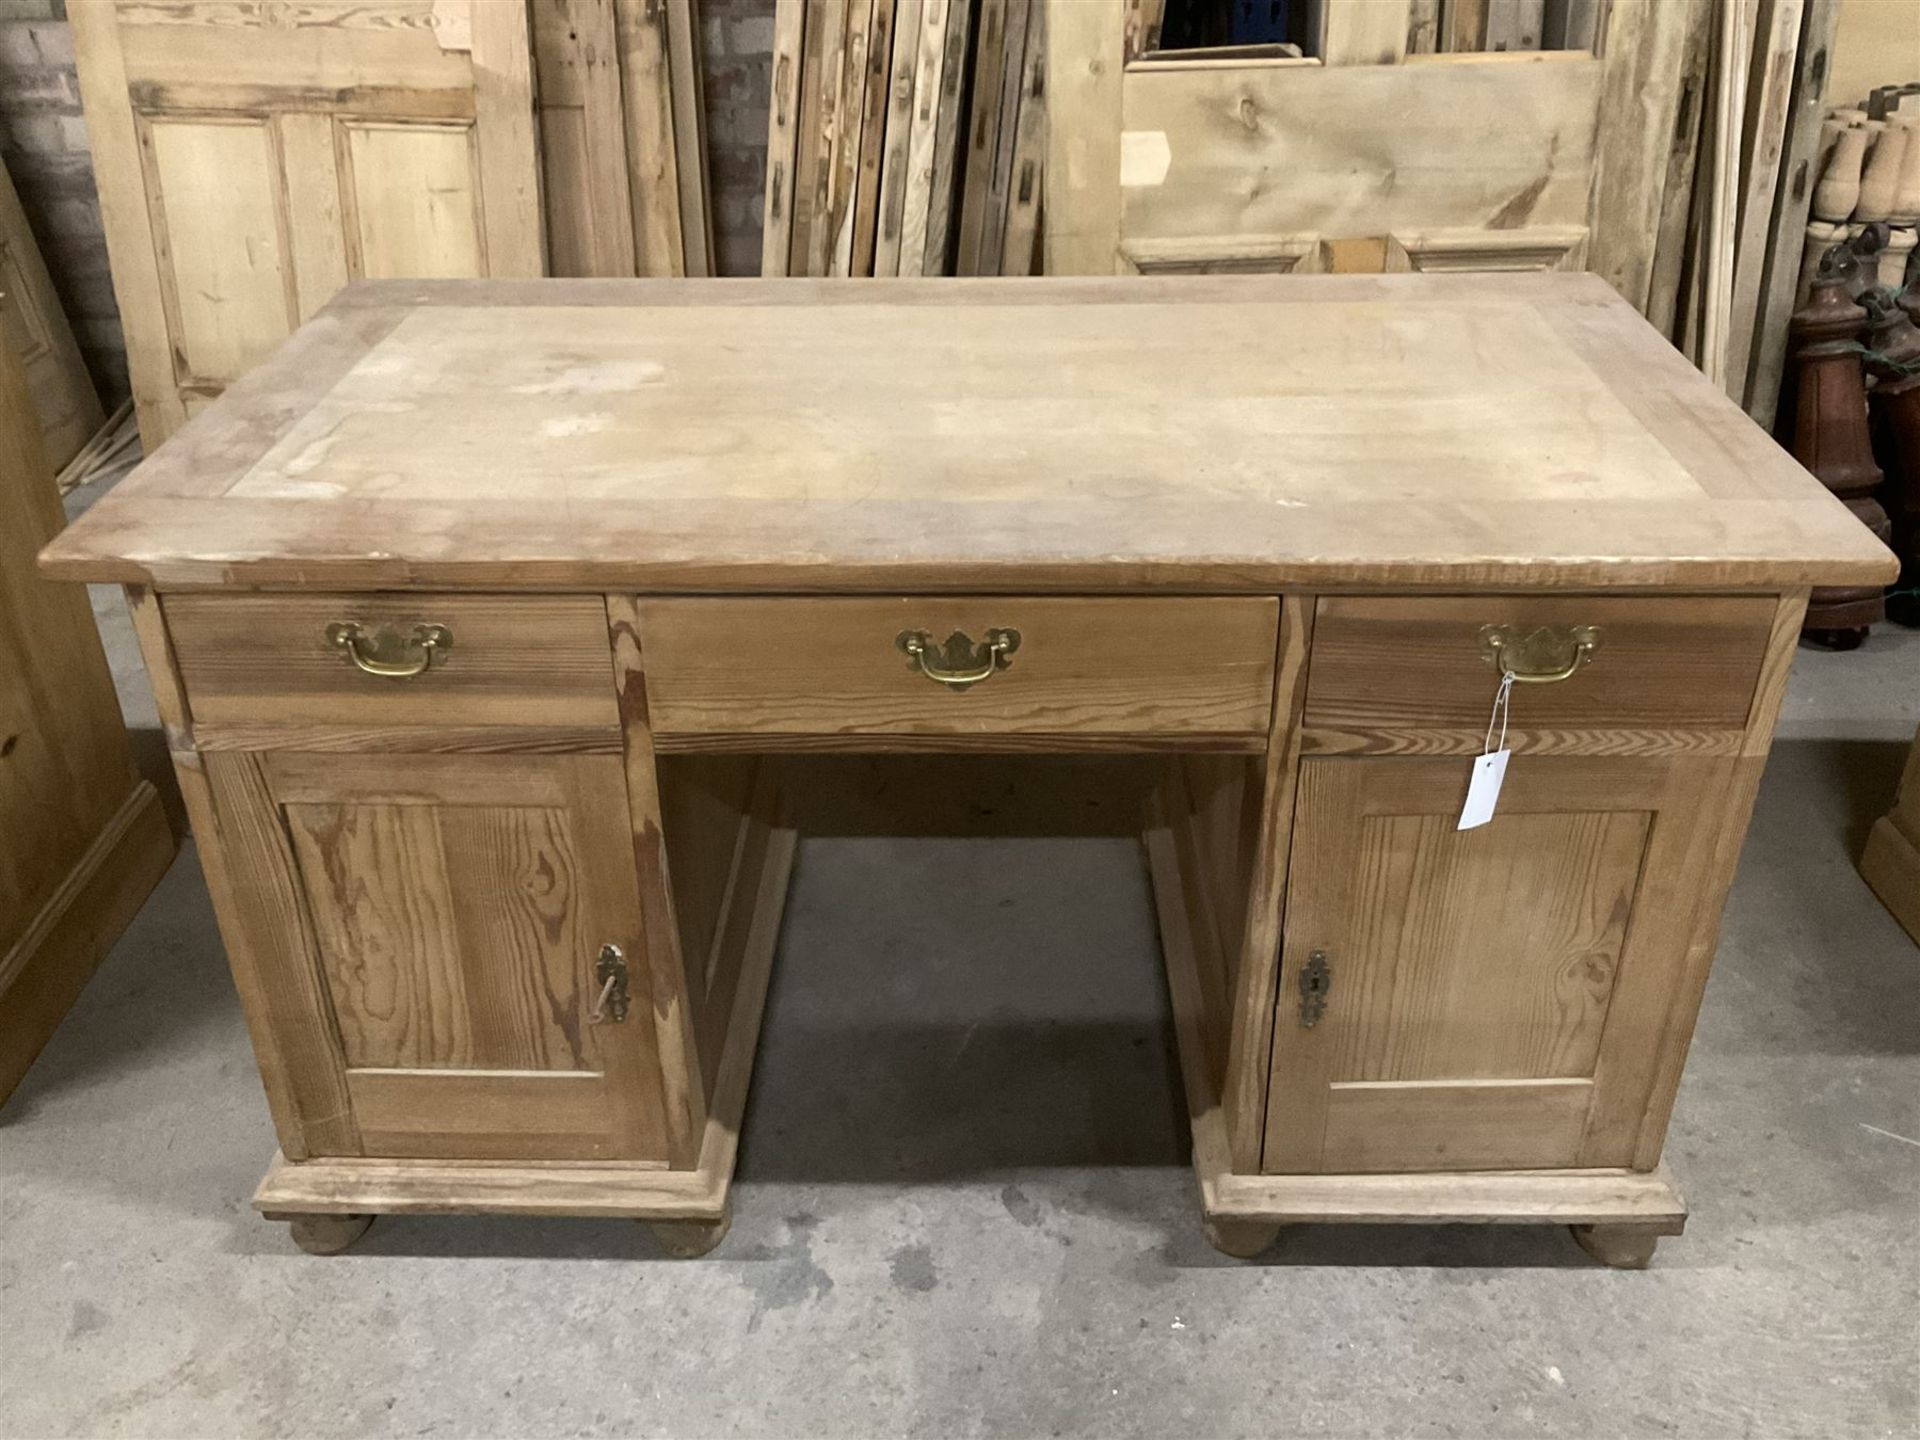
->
{"left": 40, "top": 275, "right": 1895, "bottom": 1265}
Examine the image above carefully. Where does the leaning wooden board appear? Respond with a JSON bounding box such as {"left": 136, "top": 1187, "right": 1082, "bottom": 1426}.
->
{"left": 0, "top": 330, "right": 172, "bottom": 1110}
{"left": 0, "top": 157, "right": 101, "bottom": 472}
{"left": 40, "top": 275, "right": 1894, "bottom": 1266}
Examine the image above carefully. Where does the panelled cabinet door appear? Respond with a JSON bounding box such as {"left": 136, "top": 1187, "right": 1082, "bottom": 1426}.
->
{"left": 1263, "top": 755, "right": 1732, "bottom": 1175}
{"left": 204, "top": 751, "right": 671, "bottom": 1163}
{"left": 70, "top": 0, "right": 543, "bottom": 448}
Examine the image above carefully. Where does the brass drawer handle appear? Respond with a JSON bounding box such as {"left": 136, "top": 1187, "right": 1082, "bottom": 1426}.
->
{"left": 326, "top": 621, "right": 452, "bottom": 679}
{"left": 1478, "top": 624, "right": 1601, "bottom": 684}
{"left": 896, "top": 627, "right": 1021, "bottom": 692}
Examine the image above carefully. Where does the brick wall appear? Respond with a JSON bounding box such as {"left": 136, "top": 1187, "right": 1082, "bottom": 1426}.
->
{"left": 701, "top": 0, "right": 775, "bottom": 278}
{"left": 0, "top": 0, "right": 127, "bottom": 404}
{"left": 0, "top": 0, "right": 778, "bottom": 412}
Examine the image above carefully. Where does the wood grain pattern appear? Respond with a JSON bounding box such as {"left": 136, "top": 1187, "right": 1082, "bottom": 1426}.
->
{"left": 1218, "top": 594, "right": 1312, "bottom": 1170}
{"left": 1746, "top": 0, "right": 1837, "bottom": 427}
{"left": 1725, "top": 0, "right": 1805, "bottom": 395}
{"left": 606, "top": 592, "right": 706, "bottom": 1167}
{"left": 1586, "top": 0, "right": 1710, "bottom": 313}
{"left": 0, "top": 782, "right": 173, "bottom": 1107}
{"left": 1304, "top": 595, "right": 1776, "bottom": 733}
{"left": 877, "top": 0, "right": 925, "bottom": 277}
{"left": 761, "top": 0, "right": 808, "bottom": 274}
{"left": 39, "top": 276, "right": 1896, "bottom": 594}
{"left": 997, "top": 0, "right": 1047, "bottom": 276}
{"left": 252, "top": 765, "right": 797, "bottom": 1218}
{"left": 662, "top": 0, "right": 714, "bottom": 277}
{"left": 1148, "top": 778, "right": 1687, "bottom": 1229}
{"left": 955, "top": 0, "right": 1009, "bottom": 275}
{"left": 633, "top": 596, "right": 1278, "bottom": 741}
{"left": 612, "top": 0, "right": 688, "bottom": 276}
{"left": 205, "top": 747, "right": 671, "bottom": 1163}
{"left": 0, "top": 338, "right": 169, "bottom": 1106}
{"left": 164, "top": 593, "right": 619, "bottom": 729}
{"left": 1323, "top": 0, "right": 1413, "bottom": 64}
{"left": 1319, "top": 1079, "right": 1595, "bottom": 1172}
{"left": 1121, "top": 55, "right": 1600, "bottom": 246}
{"left": 895, "top": 0, "right": 952, "bottom": 276}
{"left": 0, "top": 157, "right": 102, "bottom": 470}
{"left": 533, "top": 0, "right": 638, "bottom": 278}
{"left": 282, "top": 793, "right": 591, "bottom": 1072}
{"left": 1610, "top": 588, "right": 1808, "bottom": 1169}
{"left": 1043, "top": 0, "right": 1122, "bottom": 274}
{"left": 920, "top": 0, "right": 973, "bottom": 274}
{"left": 1298, "top": 724, "right": 1745, "bottom": 759}
{"left": 202, "top": 749, "right": 363, "bottom": 1157}
{"left": 1263, "top": 754, "right": 1733, "bottom": 1174}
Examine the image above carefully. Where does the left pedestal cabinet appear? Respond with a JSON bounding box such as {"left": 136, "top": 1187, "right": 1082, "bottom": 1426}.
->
{"left": 129, "top": 589, "right": 785, "bottom": 1256}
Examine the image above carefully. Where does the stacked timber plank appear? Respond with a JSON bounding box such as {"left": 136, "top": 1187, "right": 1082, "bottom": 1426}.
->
{"left": 1661, "top": 0, "right": 1846, "bottom": 427}
{"left": 530, "top": 0, "right": 716, "bottom": 278}
{"left": 762, "top": 0, "right": 1045, "bottom": 277}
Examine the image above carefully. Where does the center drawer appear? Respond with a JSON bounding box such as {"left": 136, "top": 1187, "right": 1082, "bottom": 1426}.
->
{"left": 633, "top": 597, "right": 1281, "bottom": 745}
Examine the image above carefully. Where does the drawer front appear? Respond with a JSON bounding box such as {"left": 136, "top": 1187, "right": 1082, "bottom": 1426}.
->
{"left": 635, "top": 597, "right": 1280, "bottom": 742}
{"left": 165, "top": 593, "right": 619, "bottom": 730}
{"left": 1304, "top": 595, "right": 1775, "bottom": 745}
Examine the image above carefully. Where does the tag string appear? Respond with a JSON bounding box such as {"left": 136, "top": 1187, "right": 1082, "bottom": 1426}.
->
{"left": 1484, "top": 672, "right": 1514, "bottom": 755}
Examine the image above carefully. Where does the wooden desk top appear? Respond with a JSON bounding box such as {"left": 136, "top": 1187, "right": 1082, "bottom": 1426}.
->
{"left": 41, "top": 274, "right": 1895, "bottom": 592}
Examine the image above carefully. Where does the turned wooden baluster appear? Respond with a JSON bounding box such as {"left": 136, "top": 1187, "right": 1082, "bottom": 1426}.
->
{"left": 1864, "top": 289, "right": 1920, "bottom": 625}
{"left": 1790, "top": 257, "right": 1891, "bottom": 647}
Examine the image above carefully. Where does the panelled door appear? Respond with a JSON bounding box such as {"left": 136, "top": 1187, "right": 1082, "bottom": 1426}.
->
{"left": 1049, "top": 0, "right": 1698, "bottom": 315}
{"left": 1263, "top": 754, "right": 1731, "bottom": 1175}
{"left": 204, "top": 751, "right": 671, "bottom": 1163}
{"left": 71, "top": 0, "right": 543, "bottom": 448}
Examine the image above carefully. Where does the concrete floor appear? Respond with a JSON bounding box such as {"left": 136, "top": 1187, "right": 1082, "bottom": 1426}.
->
{"left": 1, "top": 566, "right": 1916, "bottom": 1437}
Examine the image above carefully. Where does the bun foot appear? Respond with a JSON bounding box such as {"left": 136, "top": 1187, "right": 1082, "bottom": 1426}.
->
{"left": 278, "top": 1212, "right": 374, "bottom": 1255}
{"left": 647, "top": 1205, "right": 732, "bottom": 1258}
{"left": 1202, "top": 1216, "right": 1283, "bottom": 1259}
{"left": 1570, "top": 1223, "right": 1660, "bottom": 1269}
{"left": 1802, "top": 625, "right": 1870, "bottom": 651}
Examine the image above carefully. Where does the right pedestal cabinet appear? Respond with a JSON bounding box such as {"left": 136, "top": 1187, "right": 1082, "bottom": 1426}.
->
{"left": 1152, "top": 590, "right": 1804, "bottom": 1268}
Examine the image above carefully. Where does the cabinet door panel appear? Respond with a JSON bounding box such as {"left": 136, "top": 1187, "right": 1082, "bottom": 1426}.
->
{"left": 1264, "top": 755, "right": 1729, "bottom": 1174}
{"left": 206, "top": 751, "right": 670, "bottom": 1163}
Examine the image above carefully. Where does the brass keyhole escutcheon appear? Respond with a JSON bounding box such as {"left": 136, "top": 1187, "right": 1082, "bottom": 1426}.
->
{"left": 1299, "top": 949, "right": 1331, "bottom": 1028}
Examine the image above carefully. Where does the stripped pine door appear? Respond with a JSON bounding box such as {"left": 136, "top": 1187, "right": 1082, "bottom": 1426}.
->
{"left": 202, "top": 752, "right": 672, "bottom": 1163}
{"left": 71, "top": 0, "right": 543, "bottom": 449}
{"left": 1263, "top": 755, "right": 1730, "bottom": 1175}
{"left": 1049, "top": 0, "right": 1699, "bottom": 312}
{"left": 0, "top": 158, "right": 101, "bottom": 470}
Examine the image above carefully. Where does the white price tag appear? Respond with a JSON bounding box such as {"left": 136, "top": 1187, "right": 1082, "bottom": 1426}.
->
{"left": 1461, "top": 671, "right": 1515, "bottom": 830}
{"left": 1458, "top": 749, "right": 1509, "bottom": 830}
